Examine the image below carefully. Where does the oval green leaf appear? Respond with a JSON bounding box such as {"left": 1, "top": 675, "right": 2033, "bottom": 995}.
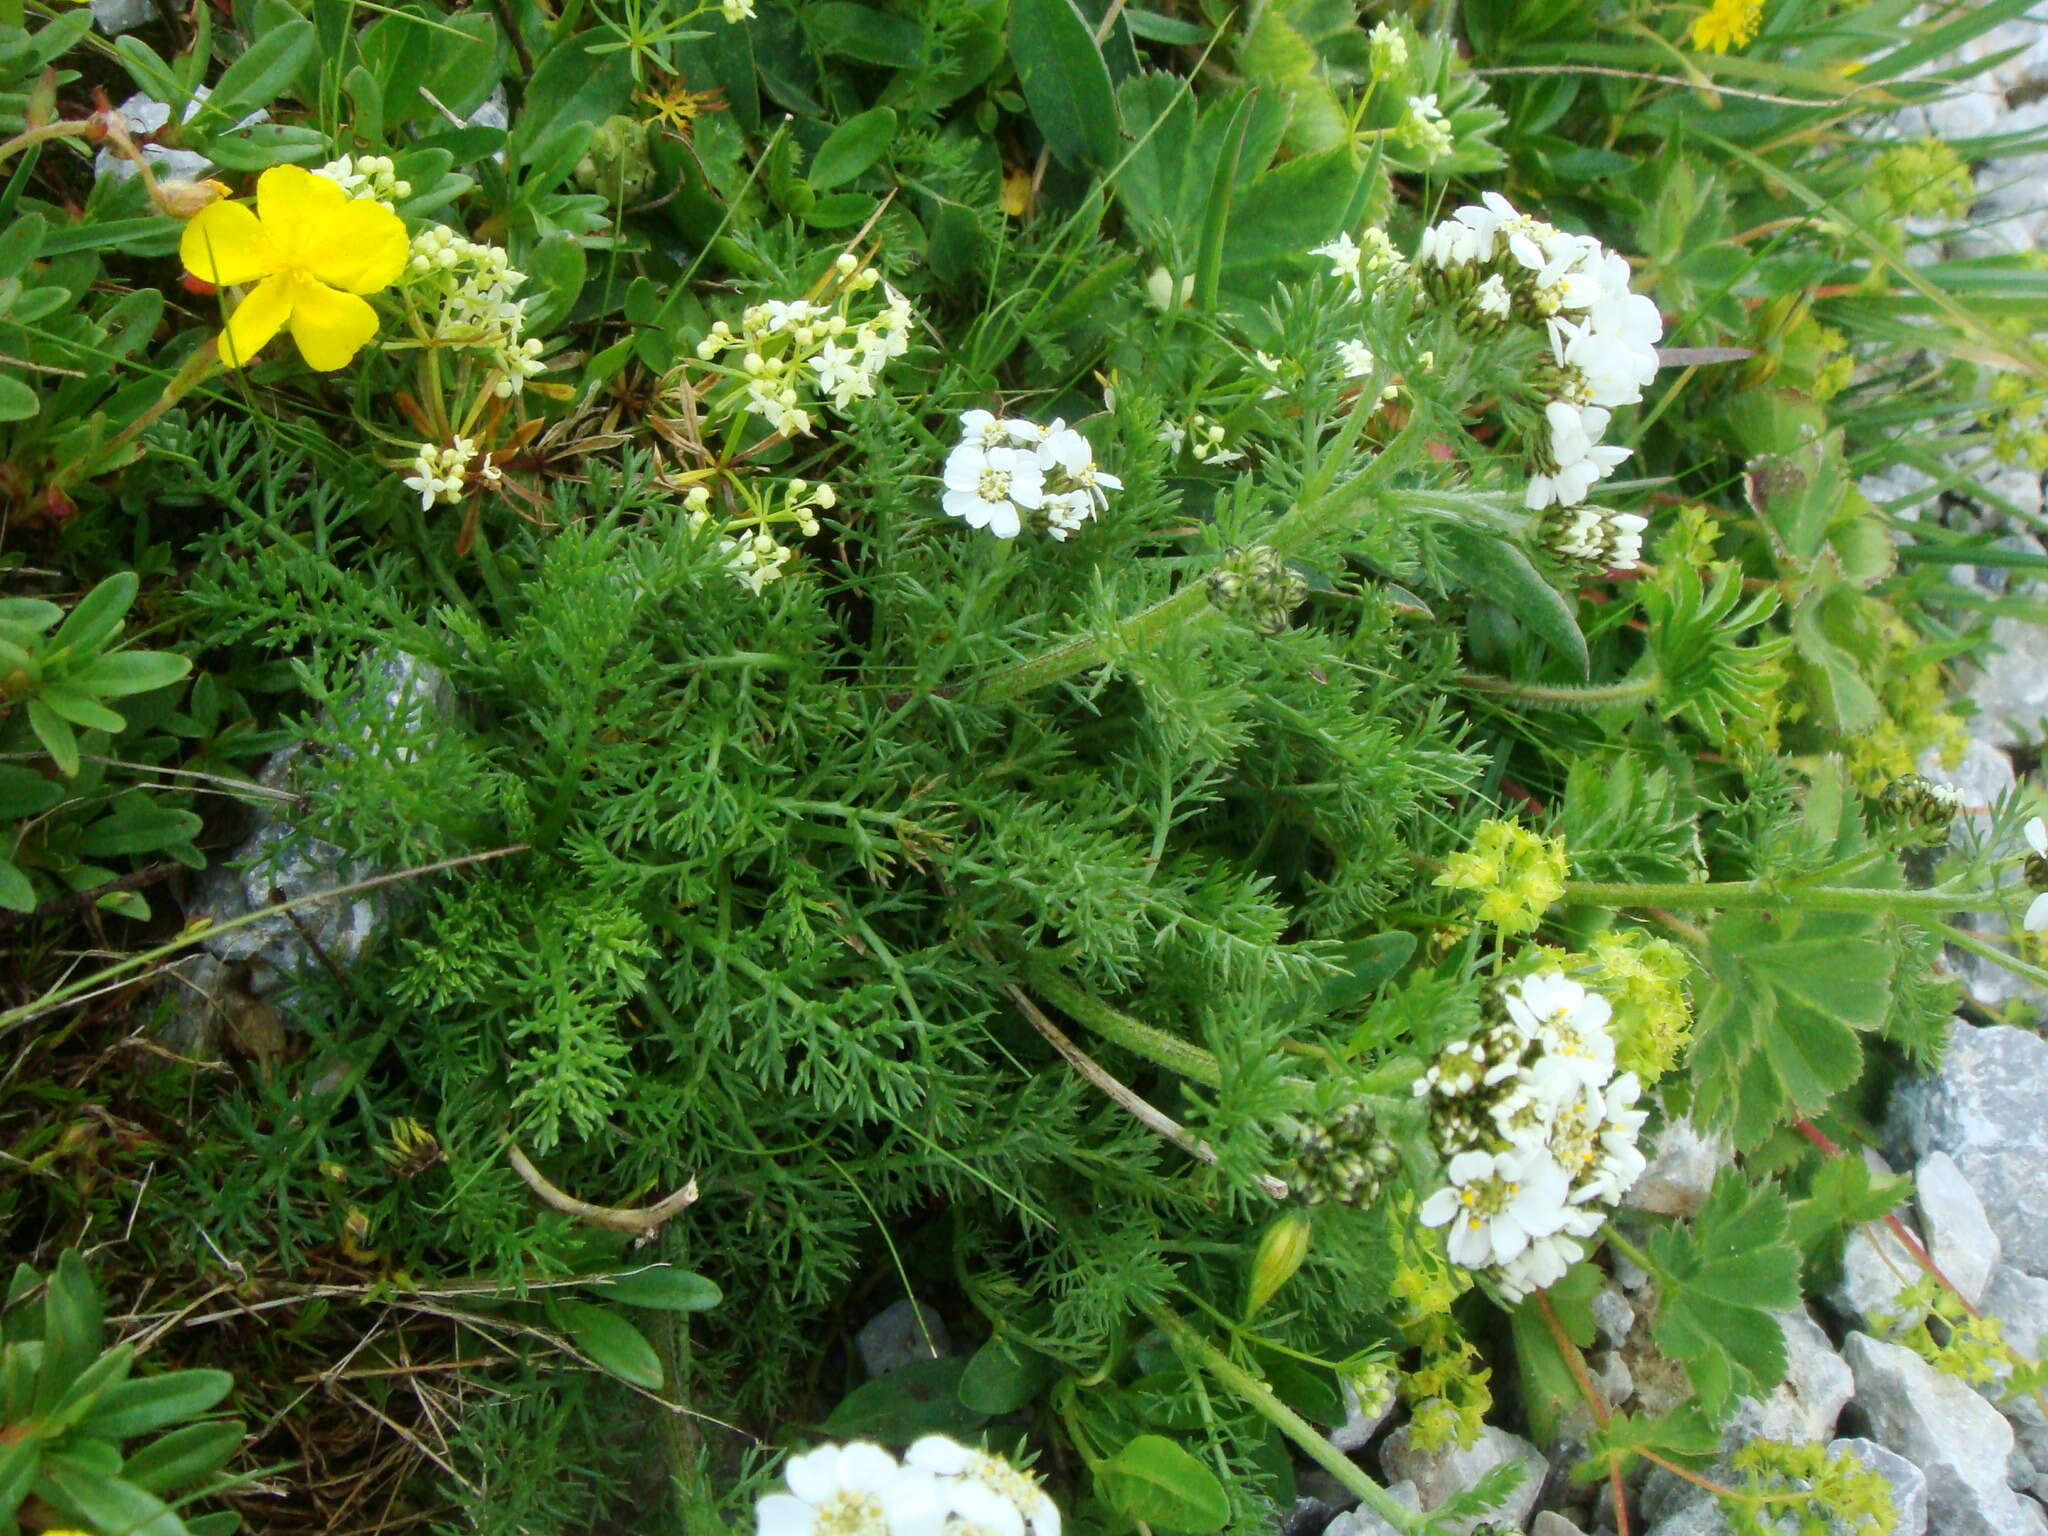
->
{"left": 1009, "top": 0, "right": 1121, "bottom": 168}
{"left": 1096, "top": 1434, "right": 1230, "bottom": 1533}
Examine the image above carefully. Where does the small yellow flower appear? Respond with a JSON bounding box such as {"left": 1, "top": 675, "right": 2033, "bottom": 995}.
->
{"left": 180, "top": 164, "right": 408, "bottom": 370}
{"left": 1689, "top": 0, "right": 1762, "bottom": 53}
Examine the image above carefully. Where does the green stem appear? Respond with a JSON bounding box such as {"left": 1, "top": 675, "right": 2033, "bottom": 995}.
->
{"left": 1563, "top": 878, "right": 2004, "bottom": 916}
{"left": 1019, "top": 956, "right": 1224, "bottom": 1087}
{"left": 969, "top": 433, "right": 1426, "bottom": 706}
{"left": 0, "top": 119, "right": 93, "bottom": 171}
{"left": 1603, "top": 1227, "right": 1656, "bottom": 1277}
{"left": 1145, "top": 1301, "right": 1424, "bottom": 1536}
{"left": 1935, "top": 922, "right": 2048, "bottom": 992}
{"left": 1459, "top": 670, "right": 1662, "bottom": 710}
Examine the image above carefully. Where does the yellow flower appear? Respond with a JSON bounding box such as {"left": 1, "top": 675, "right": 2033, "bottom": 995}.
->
{"left": 1689, "top": 0, "right": 1762, "bottom": 53}
{"left": 179, "top": 164, "right": 408, "bottom": 370}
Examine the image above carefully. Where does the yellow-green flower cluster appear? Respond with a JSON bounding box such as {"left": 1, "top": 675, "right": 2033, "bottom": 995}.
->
{"left": 1391, "top": 1221, "right": 1491, "bottom": 1450}
{"left": 1873, "top": 138, "right": 1975, "bottom": 223}
{"left": 1583, "top": 929, "right": 1693, "bottom": 1083}
{"left": 1435, "top": 818, "right": 1567, "bottom": 935}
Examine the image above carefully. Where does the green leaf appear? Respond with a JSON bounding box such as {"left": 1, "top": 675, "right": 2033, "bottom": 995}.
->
{"left": 555, "top": 1301, "right": 665, "bottom": 1390}
{"left": 37, "top": 686, "right": 127, "bottom": 735}
{"left": 0, "top": 766, "right": 62, "bottom": 819}
{"left": 1441, "top": 525, "right": 1590, "bottom": 677}
{"left": 1095, "top": 1434, "right": 1230, "bottom": 1533}
{"left": 40, "top": 1462, "right": 191, "bottom": 1536}
{"left": 517, "top": 233, "right": 585, "bottom": 334}
{"left": 51, "top": 573, "right": 138, "bottom": 655}
{"left": 1645, "top": 1169, "right": 1800, "bottom": 1413}
{"left": 1788, "top": 1154, "right": 1910, "bottom": 1269}
{"left": 810, "top": 106, "right": 897, "bottom": 191}
{"left": 68, "top": 650, "right": 193, "bottom": 699}
{"left": 0, "top": 1435, "right": 36, "bottom": 1512}
{"left": 824, "top": 1357, "right": 985, "bottom": 1440}
{"left": 38, "top": 1251, "right": 101, "bottom": 1416}
{"left": 121, "top": 1420, "right": 245, "bottom": 1495}
{"left": 29, "top": 695, "right": 83, "bottom": 775}
{"left": 1009, "top": 0, "right": 1121, "bottom": 168}
{"left": 79, "top": 1370, "right": 234, "bottom": 1439}
{"left": 0, "top": 374, "right": 36, "bottom": 422}
{"left": 0, "top": 860, "right": 34, "bottom": 914}
{"left": 196, "top": 19, "right": 314, "bottom": 122}
{"left": 584, "top": 1267, "right": 721, "bottom": 1312}
{"left": 957, "top": 1338, "right": 1055, "bottom": 1415}
{"left": 76, "top": 797, "right": 204, "bottom": 859}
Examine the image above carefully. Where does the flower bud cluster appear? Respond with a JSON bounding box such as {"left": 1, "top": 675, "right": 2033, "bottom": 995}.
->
{"left": 1418, "top": 192, "right": 1662, "bottom": 514}
{"left": 941, "top": 412, "right": 1120, "bottom": 542}
{"left": 695, "top": 258, "right": 915, "bottom": 438}
{"left": 1877, "top": 773, "right": 1962, "bottom": 847}
{"left": 1290, "top": 1101, "right": 1401, "bottom": 1209}
{"left": 1397, "top": 93, "right": 1454, "bottom": 163}
{"left": 1206, "top": 545, "right": 1308, "bottom": 636}
{"left": 685, "top": 478, "right": 837, "bottom": 595}
{"left": 400, "top": 437, "right": 499, "bottom": 509}
{"left": 1415, "top": 973, "right": 1648, "bottom": 1303}
{"left": 1309, "top": 227, "right": 1409, "bottom": 300}
{"left": 1159, "top": 413, "right": 1245, "bottom": 465}
{"left": 313, "top": 154, "right": 410, "bottom": 208}
{"left": 1538, "top": 498, "right": 1649, "bottom": 574}
{"left": 404, "top": 226, "right": 549, "bottom": 398}
{"left": 1433, "top": 818, "right": 1565, "bottom": 935}
{"left": 757, "top": 1435, "right": 1060, "bottom": 1536}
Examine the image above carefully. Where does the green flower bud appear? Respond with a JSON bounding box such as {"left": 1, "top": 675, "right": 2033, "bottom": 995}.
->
{"left": 1245, "top": 1209, "right": 1312, "bottom": 1319}
{"left": 1207, "top": 546, "right": 1309, "bottom": 636}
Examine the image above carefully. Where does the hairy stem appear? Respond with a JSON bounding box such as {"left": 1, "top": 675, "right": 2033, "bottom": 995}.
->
{"left": 1019, "top": 955, "right": 1224, "bottom": 1087}
{"left": 1458, "top": 670, "right": 1663, "bottom": 710}
{"left": 1144, "top": 1301, "right": 1424, "bottom": 1535}
{"left": 1935, "top": 921, "right": 2048, "bottom": 993}
{"left": 1564, "top": 878, "right": 2003, "bottom": 916}
{"left": 1535, "top": 1293, "right": 1630, "bottom": 1536}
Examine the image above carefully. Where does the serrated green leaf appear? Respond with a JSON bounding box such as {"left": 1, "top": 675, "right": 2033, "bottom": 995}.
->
{"left": 1096, "top": 1434, "right": 1229, "bottom": 1533}
{"left": 1645, "top": 1169, "right": 1799, "bottom": 1412}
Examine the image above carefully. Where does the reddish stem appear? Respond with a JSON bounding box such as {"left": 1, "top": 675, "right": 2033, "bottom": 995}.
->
{"left": 1792, "top": 1119, "right": 1981, "bottom": 1319}
{"left": 1536, "top": 1292, "right": 1631, "bottom": 1536}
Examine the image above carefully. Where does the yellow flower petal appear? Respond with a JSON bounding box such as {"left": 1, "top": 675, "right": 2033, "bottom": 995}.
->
{"left": 254, "top": 163, "right": 350, "bottom": 246}
{"left": 180, "top": 197, "right": 280, "bottom": 286}
{"left": 296, "top": 195, "right": 411, "bottom": 295}
{"left": 218, "top": 273, "right": 295, "bottom": 367}
{"left": 284, "top": 276, "right": 381, "bottom": 371}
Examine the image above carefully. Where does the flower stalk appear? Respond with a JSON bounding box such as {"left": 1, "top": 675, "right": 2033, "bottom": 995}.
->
{"left": 1144, "top": 1300, "right": 1425, "bottom": 1535}
{"left": 1564, "top": 877, "right": 2004, "bottom": 916}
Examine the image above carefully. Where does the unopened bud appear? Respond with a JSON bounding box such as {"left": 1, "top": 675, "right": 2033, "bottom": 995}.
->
{"left": 1878, "top": 774, "right": 1961, "bottom": 848}
{"left": 1245, "top": 1210, "right": 1312, "bottom": 1319}
{"left": 158, "top": 178, "right": 231, "bottom": 218}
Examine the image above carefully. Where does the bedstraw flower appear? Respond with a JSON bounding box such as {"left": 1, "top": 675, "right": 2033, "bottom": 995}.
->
{"left": 180, "top": 164, "right": 407, "bottom": 370}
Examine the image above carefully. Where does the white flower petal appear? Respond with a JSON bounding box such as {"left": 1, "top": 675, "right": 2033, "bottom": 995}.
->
{"left": 757, "top": 1493, "right": 817, "bottom": 1536}
{"left": 2027, "top": 891, "right": 2048, "bottom": 934}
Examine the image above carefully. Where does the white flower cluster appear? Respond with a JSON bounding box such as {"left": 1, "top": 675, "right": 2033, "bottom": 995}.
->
{"left": 695, "top": 256, "right": 915, "bottom": 438}
{"left": 1159, "top": 412, "right": 1243, "bottom": 466}
{"left": 942, "top": 412, "right": 1120, "bottom": 541}
{"left": 1309, "top": 227, "right": 1407, "bottom": 298}
{"left": 1418, "top": 191, "right": 1663, "bottom": 512}
{"left": 685, "top": 478, "right": 836, "bottom": 595}
{"left": 1415, "top": 972, "right": 1648, "bottom": 1303}
{"left": 405, "top": 226, "right": 548, "bottom": 398}
{"left": 400, "top": 437, "right": 498, "bottom": 510}
{"left": 1398, "top": 93, "right": 1454, "bottom": 163}
{"left": 758, "top": 1435, "right": 1059, "bottom": 1536}
{"left": 721, "top": 0, "right": 756, "bottom": 18}
{"left": 2023, "top": 817, "right": 2048, "bottom": 933}
{"left": 313, "top": 154, "right": 410, "bottom": 208}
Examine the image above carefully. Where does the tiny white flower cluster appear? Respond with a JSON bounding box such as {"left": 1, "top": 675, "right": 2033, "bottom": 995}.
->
{"left": 2022, "top": 817, "right": 2048, "bottom": 933}
{"left": 942, "top": 411, "right": 1120, "bottom": 541}
{"left": 1415, "top": 972, "right": 1648, "bottom": 1303}
{"left": 695, "top": 256, "right": 915, "bottom": 438}
{"left": 721, "top": 0, "right": 756, "bottom": 19}
{"left": 405, "top": 226, "right": 548, "bottom": 398}
{"left": 1367, "top": 20, "right": 1408, "bottom": 78}
{"left": 757, "top": 1435, "right": 1059, "bottom": 1536}
{"left": 1309, "top": 227, "right": 1407, "bottom": 298}
{"left": 400, "top": 438, "right": 499, "bottom": 510}
{"left": 1398, "top": 93, "right": 1454, "bottom": 163}
{"left": 1159, "top": 412, "right": 1243, "bottom": 465}
{"left": 1418, "top": 191, "right": 1663, "bottom": 513}
{"left": 313, "top": 154, "right": 410, "bottom": 208}
{"left": 685, "top": 478, "right": 836, "bottom": 595}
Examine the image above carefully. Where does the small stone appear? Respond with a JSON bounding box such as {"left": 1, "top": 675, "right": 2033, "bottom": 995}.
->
{"left": 1323, "top": 1482, "right": 1420, "bottom": 1536}
{"left": 1917, "top": 1152, "right": 2002, "bottom": 1307}
{"left": 1890, "top": 1023, "right": 2048, "bottom": 1278}
{"left": 855, "top": 1299, "right": 950, "bottom": 1376}
{"left": 1624, "top": 1116, "right": 1727, "bottom": 1217}
{"left": 1329, "top": 1376, "right": 1397, "bottom": 1453}
{"left": 1278, "top": 1496, "right": 1338, "bottom": 1536}
{"left": 1843, "top": 1331, "right": 2045, "bottom": 1535}
{"left": 1613, "top": 1253, "right": 1652, "bottom": 1294}
{"left": 1531, "top": 1513, "right": 1589, "bottom": 1536}
{"left": 1642, "top": 1503, "right": 1728, "bottom": 1536}
{"left": 1829, "top": 1213, "right": 1927, "bottom": 1332}
{"left": 1981, "top": 1267, "right": 2048, "bottom": 1431}
{"left": 1965, "top": 616, "right": 2048, "bottom": 750}
{"left": 1829, "top": 1437, "right": 1929, "bottom": 1536}
{"left": 1590, "top": 1284, "right": 1635, "bottom": 1349}
{"left": 1590, "top": 1349, "right": 1633, "bottom": 1410}
{"left": 1378, "top": 1425, "right": 1547, "bottom": 1534}
{"left": 89, "top": 0, "right": 155, "bottom": 34}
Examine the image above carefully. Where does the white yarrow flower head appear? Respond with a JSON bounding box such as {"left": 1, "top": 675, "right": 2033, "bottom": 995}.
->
{"left": 757, "top": 1442, "right": 944, "bottom": 1536}
{"left": 1416, "top": 970, "right": 1647, "bottom": 1298}
{"left": 2022, "top": 818, "right": 2048, "bottom": 933}
{"left": 942, "top": 412, "right": 1118, "bottom": 540}
{"left": 905, "top": 1436, "right": 1062, "bottom": 1536}
{"left": 1336, "top": 339, "right": 1376, "bottom": 379}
